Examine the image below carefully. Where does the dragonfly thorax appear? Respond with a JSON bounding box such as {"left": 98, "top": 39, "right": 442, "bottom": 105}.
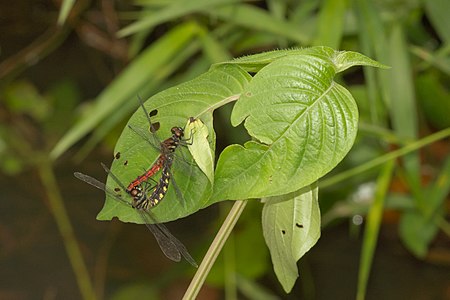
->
{"left": 160, "top": 127, "right": 184, "bottom": 154}
{"left": 129, "top": 185, "right": 148, "bottom": 209}
{"left": 171, "top": 127, "right": 184, "bottom": 140}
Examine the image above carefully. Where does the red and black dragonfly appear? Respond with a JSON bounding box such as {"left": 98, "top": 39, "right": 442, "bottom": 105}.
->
{"left": 125, "top": 102, "right": 194, "bottom": 208}
{"left": 74, "top": 103, "right": 197, "bottom": 266}
{"left": 126, "top": 125, "right": 190, "bottom": 207}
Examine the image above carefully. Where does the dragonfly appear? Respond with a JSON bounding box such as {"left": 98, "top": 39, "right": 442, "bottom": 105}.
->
{"left": 125, "top": 101, "right": 195, "bottom": 208}
{"left": 75, "top": 99, "right": 199, "bottom": 265}
{"left": 126, "top": 125, "right": 188, "bottom": 198}
{"left": 74, "top": 164, "right": 198, "bottom": 267}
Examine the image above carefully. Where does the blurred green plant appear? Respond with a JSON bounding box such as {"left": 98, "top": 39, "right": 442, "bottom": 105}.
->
{"left": 0, "top": 0, "right": 449, "bottom": 299}
{"left": 0, "top": 79, "right": 96, "bottom": 299}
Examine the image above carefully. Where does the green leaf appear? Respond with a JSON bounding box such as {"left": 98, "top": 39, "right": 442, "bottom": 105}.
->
{"left": 399, "top": 156, "right": 450, "bottom": 258}
{"left": 262, "top": 184, "right": 320, "bottom": 293}
{"left": 203, "top": 4, "right": 309, "bottom": 44}
{"left": 213, "top": 47, "right": 364, "bottom": 201}
{"left": 118, "top": 0, "right": 240, "bottom": 37}
{"left": 416, "top": 72, "right": 450, "bottom": 129}
{"left": 97, "top": 64, "right": 251, "bottom": 223}
{"left": 333, "top": 50, "right": 389, "bottom": 72}
{"left": 424, "top": 0, "right": 450, "bottom": 43}
{"left": 214, "top": 49, "right": 301, "bottom": 72}
{"left": 399, "top": 209, "right": 440, "bottom": 258}
{"left": 313, "top": 0, "right": 346, "bottom": 48}
{"left": 185, "top": 117, "right": 215, "bottom": 184}
{"left": 215, "top": 47, "right": 387, "bottom": 73}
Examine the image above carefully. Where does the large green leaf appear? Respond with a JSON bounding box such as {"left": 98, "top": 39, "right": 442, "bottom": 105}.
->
{"left": 97, "top": 64, "right": 251, "bottom": 223}
{"left": 96, "top": 47, "right": 385, "bottom": 223}
{"left": 262, "top": 184, "right": 320, "bottom": 293}
{"left": 213, "top": 47, "right": 379, "bottom": 201}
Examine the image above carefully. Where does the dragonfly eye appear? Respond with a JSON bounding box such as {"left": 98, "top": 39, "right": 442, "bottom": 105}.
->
{"left": 130, "top": 188, "right": 139, "bottom": 197}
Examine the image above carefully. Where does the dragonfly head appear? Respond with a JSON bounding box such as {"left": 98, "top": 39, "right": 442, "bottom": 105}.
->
{"left": 129, "top": 185, "right": 143, "bottom": 200}
{"left": 171, "top": 127, "right": 184, "bottom": 139}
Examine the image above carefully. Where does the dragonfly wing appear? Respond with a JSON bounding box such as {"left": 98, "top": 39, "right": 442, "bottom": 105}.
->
{"left": 75, "top": 171, "right": 181, "bottom": 260}
{"left": 75, "top": 170, "right": 197, "bottom": 267}
{"left": 74, "top": 172, "right": 131, "bottom": 207}
{"left": 154, "top": 221, "right": 198, "bottom": 267}
{"left": 74, "top": 172, "right": 106, "bottom": 190}
{"left": 138, "top": 96, "right": 160, "bottom": 134}
{"left": 137, "top": 209, "right": 182, "bottom": 262}
{"left": 128, "top": 124, "right": 160, "bottom": 153}
{"left": 137, "top": 208, "right": 197, "bottom": 267}
{"left": 166, "top": 167, "right": 187, "bottom": 209}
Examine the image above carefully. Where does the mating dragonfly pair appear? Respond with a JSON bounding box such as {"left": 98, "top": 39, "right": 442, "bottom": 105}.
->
{"left": 74, "top": 101, "right": 199, "bottom": 267}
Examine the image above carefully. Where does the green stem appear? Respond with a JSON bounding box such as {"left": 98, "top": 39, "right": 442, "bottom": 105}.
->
{"left": 356, "top": 160, "right": 394, "bottom": 300}
{"left": 38, "top": 159, "right": 97, "bottom": 300}
{"left": 222, "top": 203, "right": 237, "bottom": 300}
{"left": 320, "top": 127, "right": 450, "bottom": 188}
{"left": 183, "top": 200, "right": 247, "bottom": 300}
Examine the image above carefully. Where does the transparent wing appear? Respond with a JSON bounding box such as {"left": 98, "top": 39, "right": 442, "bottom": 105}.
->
{"left": 138, "top": 209, "right": 198, "bottom": 267}
{"left": 166, "top": 163, "right": 187, "bottom": 209}
{"left": 128, "top": 124, "right": 160, "bottom": 153}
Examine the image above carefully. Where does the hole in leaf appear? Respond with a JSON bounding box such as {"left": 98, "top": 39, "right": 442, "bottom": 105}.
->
{"left": 281, "top": 230, "right": 286, "bottom": 235}
{"left": 149, "top": 109, "right": 158, "bottom": 117}
{"left": 115, "top": 152, "right": 121, "bottom": 159}
{"left": 114, "top": 187, "right": 120, "bottom": 192}
{"left": 296, "top": 223, "right": 304, "bottom": 228}
{"left": 150, "top": 122, "right": 160, "bottom": 133}
{"left": 123, "top": 160, "right": 128, "bottom": 166}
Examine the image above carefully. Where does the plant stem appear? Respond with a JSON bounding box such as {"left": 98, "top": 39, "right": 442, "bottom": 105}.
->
{"left": 183, "top": 200, "right": 247, "bottom": 300}
{"left": 222, "top": 203, "right": 237, "bottom": 300}
{"left": 38, "top": 159, "right": 97, "bottom": 300}
{"left": 356, "top": 160, "right": 394, "bottom": 300}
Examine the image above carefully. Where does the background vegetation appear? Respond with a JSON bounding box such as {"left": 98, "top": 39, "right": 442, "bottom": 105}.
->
{"left": 0, "top": 0, "right": 449, "bottom": 299}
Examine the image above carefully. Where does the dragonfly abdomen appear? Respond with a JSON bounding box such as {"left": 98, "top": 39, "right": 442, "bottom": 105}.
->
{"left": 127, "top": 155, "right": 165, "bottom": 192}
{"left": 149, "top": 156, "right": 174, "bottom": 207}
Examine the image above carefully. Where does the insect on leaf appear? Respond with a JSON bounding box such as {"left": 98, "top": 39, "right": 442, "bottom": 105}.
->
{"left": 97, "top": 64, "right": 252, "bottom": 223}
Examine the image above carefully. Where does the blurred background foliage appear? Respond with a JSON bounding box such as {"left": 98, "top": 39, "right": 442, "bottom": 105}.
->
{"left": 0, "top": 0, "right": 449, "bottom": 299}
